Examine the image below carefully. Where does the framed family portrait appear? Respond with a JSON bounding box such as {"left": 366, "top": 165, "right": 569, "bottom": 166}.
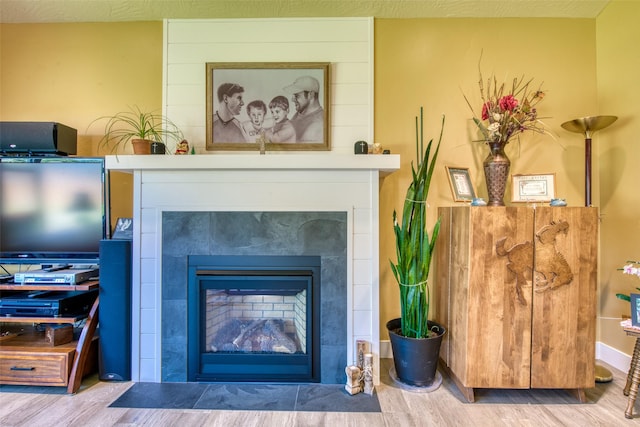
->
{"left": 445, "top": 166, "right": 476, "bottom": 202}
{"left": 511, "top": 173, "right": 556, "bottom": 203}
{"left": 205, "top": 62, "right": 331, "bottom": 152}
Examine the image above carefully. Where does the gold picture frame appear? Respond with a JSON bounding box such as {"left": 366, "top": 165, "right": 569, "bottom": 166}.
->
{"left": 205, "top": 62, "right": 330, "bottom": 151}
{"left": 511, "top": 173, "right": 556, "bottom": 202}
{"left": 445, "top": 166, "right": 476, "bottom": 202}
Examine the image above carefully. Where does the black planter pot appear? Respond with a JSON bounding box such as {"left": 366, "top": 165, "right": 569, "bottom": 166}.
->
{"left": 386, "top": 318, "right": 445, "bottom": 387}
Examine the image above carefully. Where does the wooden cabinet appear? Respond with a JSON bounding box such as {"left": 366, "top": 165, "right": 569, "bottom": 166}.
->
{"left": 435, "top": 207, "right": 597, "bottom": 402}
{"left": 0, "top": 282, "right": 99, "bottom": 393}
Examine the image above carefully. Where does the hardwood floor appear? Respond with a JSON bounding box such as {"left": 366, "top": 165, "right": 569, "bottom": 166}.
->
{"left": 0, "top": 359, "right": 636, "bottom": 426}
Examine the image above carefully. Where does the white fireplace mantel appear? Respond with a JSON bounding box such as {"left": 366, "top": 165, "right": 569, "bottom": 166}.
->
{"left": 106, "top": 153, "right": 399, "bottom": 385}
{"left": 105, "top": 153, "right": 399, "bottom": 174}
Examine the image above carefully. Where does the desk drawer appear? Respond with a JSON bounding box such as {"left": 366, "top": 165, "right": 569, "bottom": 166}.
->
{"left": 0, "top": 351, "right": 73, "bottom": 386}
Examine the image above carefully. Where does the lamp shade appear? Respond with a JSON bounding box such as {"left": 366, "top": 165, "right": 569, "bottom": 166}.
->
{"left": 561, "top": 115, "right": 617, "bottom": 137}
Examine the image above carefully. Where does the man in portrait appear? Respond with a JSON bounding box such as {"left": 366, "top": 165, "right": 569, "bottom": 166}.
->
{"left": 213, "top": 83, "right": 247, "bottom": 143}
{"left": 284, "top": 76, "right": 324, "bottom": 142}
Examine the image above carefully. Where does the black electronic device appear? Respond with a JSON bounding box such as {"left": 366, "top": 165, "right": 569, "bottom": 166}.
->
{"left": 0, "top": 122, "right": 77, "bottom": 155}
{"left": 0, "top": 156, "right": 106, "bottom": 264}
{"left": 0, "top": 289, "right": 98, "bottom": 317}
{"left": 98, "top": 239, "right": 132, "bottom": 381}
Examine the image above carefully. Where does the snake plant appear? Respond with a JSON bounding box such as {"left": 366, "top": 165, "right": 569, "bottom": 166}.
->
{"left": 390, "top": 108, "right": 444, "bottom": 339}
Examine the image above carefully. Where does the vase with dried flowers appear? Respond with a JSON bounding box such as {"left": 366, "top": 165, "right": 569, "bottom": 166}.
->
{"left": 464, "top": 70, "right": 549, "bottom": 206}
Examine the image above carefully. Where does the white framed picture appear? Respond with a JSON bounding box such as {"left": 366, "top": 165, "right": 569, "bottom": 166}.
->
{"left": 511, "top": 174, "right": 556, "bottom": 203}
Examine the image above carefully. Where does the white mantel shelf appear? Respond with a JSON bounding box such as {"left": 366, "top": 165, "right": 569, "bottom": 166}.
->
{"left": 105, "top": 153, "right": 400, "bottom": 175}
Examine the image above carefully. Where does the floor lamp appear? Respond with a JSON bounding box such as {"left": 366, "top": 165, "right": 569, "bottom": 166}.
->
{"left": 560, "top": 115, "right": 618, "bottom": 207}
{"left": 561, "top": 115, "right": 618, "bottom": 382}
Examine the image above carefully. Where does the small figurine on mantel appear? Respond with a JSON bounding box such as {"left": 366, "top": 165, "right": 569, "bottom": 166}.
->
{"left": 175, "top": 139, "right": 189, "bottom": 155}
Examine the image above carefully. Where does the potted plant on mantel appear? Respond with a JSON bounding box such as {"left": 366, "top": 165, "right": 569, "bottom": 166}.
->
{"left": 91, "top": 106, "right": 184, "bottom": 155}
{"left": 387, "top": 108, "right": 446, "bottom": 389}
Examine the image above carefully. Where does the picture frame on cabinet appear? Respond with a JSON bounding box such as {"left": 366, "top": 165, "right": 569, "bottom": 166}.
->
{"left": 511, "top": 173, "right": 556, "bottom": 203}
{"left": 445, "top": 166, "right": 476, "bottom": 202}
{"left": 205, "top": 62, "right": 330, "bottom": 152}
{"left": 112, "top": 217, "right": 133, "bottom": 240}
{"left": 631, "top": 293, "right": 640, "bottom": 327}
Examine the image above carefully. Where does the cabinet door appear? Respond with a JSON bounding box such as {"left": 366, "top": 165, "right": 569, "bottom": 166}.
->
{"left": 530, "top": 207, "right": 597, "bottom": 388}
{"left": 441, "top": 207, "right": 535, "bottom": 389}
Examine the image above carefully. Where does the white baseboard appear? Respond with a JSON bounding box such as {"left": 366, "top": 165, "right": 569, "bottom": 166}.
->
{"left": 382, "top": 340, "right": 632, "bottom": 374}
{"left": 380, "top": 340, "right": 392, "bottom": 359}
{"left": 597, "top": 341, "right": 631, "bottom": 373}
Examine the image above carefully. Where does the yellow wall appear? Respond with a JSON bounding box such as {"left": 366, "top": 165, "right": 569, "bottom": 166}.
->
{"left": 596, "top": 0, "right": 640, "bottom": 356}
{"left": 374, "top": 18, "right": 597, "bottom": 338}
{"left": 1, "top": 14, "right": 637, "bottom": 356}
{"left": 0, "top": 22, "right": 162, "bottom": 229}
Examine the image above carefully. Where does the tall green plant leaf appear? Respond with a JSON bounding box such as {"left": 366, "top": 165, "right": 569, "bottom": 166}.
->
{"left": 390, "top": 109, "right": 444, "bottom": 339}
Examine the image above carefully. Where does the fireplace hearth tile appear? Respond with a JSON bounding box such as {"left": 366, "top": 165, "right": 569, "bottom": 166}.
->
{"left": 110, "top": 382, "right": 208, "bottom": 409}
{"left": 109, "top": 382, "right": 381, "bottom": 413}
{"left": 194, "top": 384, "right": 298, "bottom": 411}
{"left": 295, "top": 384, "right": 381, "bottom": 412}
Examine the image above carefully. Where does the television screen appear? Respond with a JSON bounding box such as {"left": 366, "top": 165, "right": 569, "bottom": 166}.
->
{"left": 0, "top": 157, "right": 106, "bottom": 264}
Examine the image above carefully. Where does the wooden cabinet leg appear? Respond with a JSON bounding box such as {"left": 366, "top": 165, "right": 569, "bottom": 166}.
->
{"left": 566, "top": 388, "right": 587, "bottom": 403}
{"left": 439, "top": 359, "right": 475, "bottom": 403}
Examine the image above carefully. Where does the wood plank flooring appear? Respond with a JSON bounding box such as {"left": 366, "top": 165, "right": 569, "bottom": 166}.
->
{"left": 0, "top": 359, "right": 636, "bottom": 426}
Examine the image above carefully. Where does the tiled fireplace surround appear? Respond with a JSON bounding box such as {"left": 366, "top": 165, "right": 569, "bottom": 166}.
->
{"left": 105, "top": 154, "right": 399, "bottom": 385}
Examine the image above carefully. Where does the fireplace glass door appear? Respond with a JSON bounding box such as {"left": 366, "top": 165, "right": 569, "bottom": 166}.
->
{"left": 187, "top": 255, "right": 320, "bottom": 382}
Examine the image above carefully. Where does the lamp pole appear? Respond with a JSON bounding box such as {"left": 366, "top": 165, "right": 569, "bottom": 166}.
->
{"left": 561, "top": 115, "right": 617, "bottom": 207}
{"left": 561, "top": 115, "right": 617, "bottom": 383}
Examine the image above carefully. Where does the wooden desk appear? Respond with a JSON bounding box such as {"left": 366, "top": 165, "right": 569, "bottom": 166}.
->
{"left": 623, "top": 326, "right": 640, "bottom": 419}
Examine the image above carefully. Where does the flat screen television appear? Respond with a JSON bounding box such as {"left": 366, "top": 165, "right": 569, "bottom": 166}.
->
{"left": 0, "top": 156, "right": 106, "bottom": 265}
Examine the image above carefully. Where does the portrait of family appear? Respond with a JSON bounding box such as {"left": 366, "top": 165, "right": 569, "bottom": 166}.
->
{"left": 206, "top": 63, "right": 330, "bottom": 151}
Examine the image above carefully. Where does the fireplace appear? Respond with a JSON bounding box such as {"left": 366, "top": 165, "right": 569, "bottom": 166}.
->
{"left": 104, "top": 154, "right": 399, "bottom": 384}
{"left": 187, "top": 255, "right": 321, "bottom": 382}
{"left": 162, "top": 211, "right": 347, "bottom": 383}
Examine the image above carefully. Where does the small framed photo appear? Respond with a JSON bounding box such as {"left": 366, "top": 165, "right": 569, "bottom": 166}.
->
{"left": 632, "top": 293, "right": 640, "bottom": 327}
{"left": 511, "top": 173, "right": 556, "bottom": 203}
{"left": 206, "top": 62, "right": 330, "bottom": 152}
{"left": 445, "top": 166, "right": 476, "bottom": 202}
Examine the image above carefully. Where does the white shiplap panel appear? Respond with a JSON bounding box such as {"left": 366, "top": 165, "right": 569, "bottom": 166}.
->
{"left": 165, "top": 18, "right": 373, "bottom": 153}
{"left": 335, "top": 127, "right": 373, "bottom": 150}
{"left": 166, "top": 104, "right": 204, "bottom": 124}
{"left": 331, "top": 83, "right": 370, "bottom": 105}
{"left": 141, "top": 169, "right": 371, "bottom": 184}
{"left": 166, "top": 84, "right": 201, "bottom": 106}
{"left": 167, "top": 63, "right": 204, "bottom": 85}
{"left": 333, "top": 62, "right": 372, "bottom": 83}
{"left": 167, "top": 18, "right": 371, "bottom": 44}
{"left": 142, "top": 182, "right": 372, "bottom": 209}
{"left": 168, "top": 42, "right": 371, "bottom": 64}
{"left": 331, "top": 104, "right": 370, "bottom": 127}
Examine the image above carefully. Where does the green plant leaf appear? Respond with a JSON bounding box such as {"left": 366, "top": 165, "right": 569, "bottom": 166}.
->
{"left": 390, "top": 109, "right": 444, "bottom": 339}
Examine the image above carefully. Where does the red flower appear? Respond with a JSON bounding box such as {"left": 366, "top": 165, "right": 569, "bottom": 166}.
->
{"left": 499, "top": 95, "right": 518, "bottom": 111}
{"left": 481, "top": 102, "right": 492, "bottom": 120}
